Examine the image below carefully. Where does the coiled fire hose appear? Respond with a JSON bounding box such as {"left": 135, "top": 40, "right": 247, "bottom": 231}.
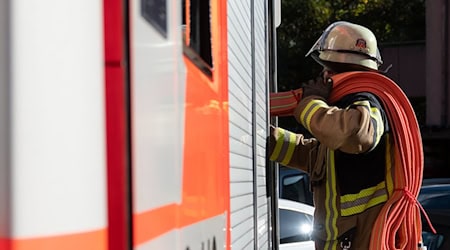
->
{"left": 270, "top": 71, "right": 436, "bottom": 250}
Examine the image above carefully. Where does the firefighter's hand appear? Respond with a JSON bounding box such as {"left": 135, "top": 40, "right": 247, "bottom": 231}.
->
{"left": 301, "top": 76, "right": 333, "bottom": 100}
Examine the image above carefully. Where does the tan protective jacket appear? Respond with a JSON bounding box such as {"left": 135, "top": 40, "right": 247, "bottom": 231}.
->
{"left": 269, "top": 94, "right": 394, "bottom": 250}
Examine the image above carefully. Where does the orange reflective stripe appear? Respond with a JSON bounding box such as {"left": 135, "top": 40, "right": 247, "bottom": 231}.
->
{"left": 133, "top": 204, "right": 178, "bottom": 245}
{"left": 4, "top": 229, "right": 106, "bottom": 250}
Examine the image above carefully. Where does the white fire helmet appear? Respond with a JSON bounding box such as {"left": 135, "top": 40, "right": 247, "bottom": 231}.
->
{"left": 306, "top": 21, "right": 383, "bottom": 72}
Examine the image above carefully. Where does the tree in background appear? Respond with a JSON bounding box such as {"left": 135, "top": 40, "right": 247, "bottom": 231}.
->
{"left": 276, "top": 0, "right": 425, "bottom": 130}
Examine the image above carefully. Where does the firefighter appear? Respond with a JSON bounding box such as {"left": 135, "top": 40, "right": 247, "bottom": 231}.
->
{"left": 269, "top": 21, "right": 393, "bottom": 249}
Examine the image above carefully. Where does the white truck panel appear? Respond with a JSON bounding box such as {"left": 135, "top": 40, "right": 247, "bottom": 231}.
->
{"left": 229, "top": 0, "right": 270, "bottom": 248}
{"left": 0, "top": 0, "right": 10, "bottom": 238}
{"left": 130, "top": 0, "right": 185, "bottom": 213}
{"left": 10, "top": 0, "right": 107, "bottom": 236}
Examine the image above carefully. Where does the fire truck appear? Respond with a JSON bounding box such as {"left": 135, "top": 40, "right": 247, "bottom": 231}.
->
{"left": 0, "top": 0, "right": 283, "bottom": 249}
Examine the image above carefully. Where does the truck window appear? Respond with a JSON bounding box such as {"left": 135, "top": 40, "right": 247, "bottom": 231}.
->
{"left": 182, "top": 0, "right": 213, "bottom": 77}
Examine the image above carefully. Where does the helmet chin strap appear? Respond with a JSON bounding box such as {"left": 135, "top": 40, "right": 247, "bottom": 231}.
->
{"left": 378, "top": 64, "right": 393, "bottom": 74}
{"left": 311, "top": 52, "right": 394, "bottom": 75}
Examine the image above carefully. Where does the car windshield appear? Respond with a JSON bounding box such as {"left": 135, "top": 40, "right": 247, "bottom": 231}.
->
{"left": 279, "top": 208, "right": 314, "bottom": 244}
{"left": 420, "top": 194, "right": 450, "bottom": 209}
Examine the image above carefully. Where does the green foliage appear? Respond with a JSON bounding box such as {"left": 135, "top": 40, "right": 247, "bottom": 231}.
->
{"left": 276, "top": 0, "right": 426, "bottom": 92}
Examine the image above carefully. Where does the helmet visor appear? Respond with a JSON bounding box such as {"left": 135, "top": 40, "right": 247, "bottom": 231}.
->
{"left": 305, "top": 21, "right": 344, "bottom": 58}
{"left": 305, "top": 22, "right": 340, "bottom": 57}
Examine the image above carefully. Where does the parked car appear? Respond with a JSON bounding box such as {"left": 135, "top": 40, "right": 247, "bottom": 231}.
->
{"left": 279, "top": 198, "right": 315, "bottom": 250}
{"left": 278, "top": 171, "right": 450, "bottom": 250}
{"left": 418, "top": 180, "right": 450, "bottom": 250}
{"left": 422, "top": 178, "right": 450, "bottom": 186}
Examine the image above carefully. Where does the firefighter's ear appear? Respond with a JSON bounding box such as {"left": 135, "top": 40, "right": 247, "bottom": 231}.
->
{"left": 325, "top": 77, "right": 333, "bottom": 90}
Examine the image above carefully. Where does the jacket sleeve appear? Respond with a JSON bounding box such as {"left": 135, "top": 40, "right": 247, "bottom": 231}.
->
{"left": 293, "top": 94, "right": 385, "bottom": 154}
{"left": 268, "top": 125, "right": 319, "bottom": 172}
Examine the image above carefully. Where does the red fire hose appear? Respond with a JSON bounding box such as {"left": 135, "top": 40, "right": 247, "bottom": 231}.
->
{"left": 270, "top": 71, "right": 435, "bottom": 249}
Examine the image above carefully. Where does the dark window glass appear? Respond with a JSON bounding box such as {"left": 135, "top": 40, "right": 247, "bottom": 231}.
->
{"left": 281, "top": 174, "right": 308, "bottom": 203}
{"left": 421, "top": 194, "right": 450, "bottom": 209}
{"left": 182, "top": 0, "right": 213, "bottom": 77}
{"left": 279, "top": 208, "right": 313, "bottom": 244}
{"left": 422, "top": 231, "right": 445, "bottom": 250}
{"left": 141, "top": 0, "right": 167, "bottom": 38}
{"left": 189, "top": 0, "right": 212, "bottom": 67}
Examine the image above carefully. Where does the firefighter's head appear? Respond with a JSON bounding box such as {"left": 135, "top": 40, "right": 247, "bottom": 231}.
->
{"left": 306, "top": 21, "right": 383, "bottom": 73}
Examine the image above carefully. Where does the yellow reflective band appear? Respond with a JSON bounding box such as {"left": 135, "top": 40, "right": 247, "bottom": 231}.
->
{"left": 305, "top": 104, "right": 322, "bottom": 131}
{"left": 329, "top": 150, "right": 338, "bottom": 240}
{"left": 353, "top": 100, "right": 370, "bottom": 107}
{"left": 340, "top": 181, "right": 386, "bottom": 203}
{"left": 324, "top": 240, "right": 338, "bottom": 250}
{"left": 300, "top": 101, "right": 316, "bottom": 130}
{"left": 370, "top": 107, "right": 384, "bottom": 144}
{"left": 324, "top": 240, "right": 339, "bottom": 250}
{"left": 354, "top": 99, "right": 385, "bottom": 151}
{"left": 324, "top": 150, "right": 338, "bottom": 243}
{"left": 340, "top": 194, "right": 388, "bottom": 216}
{"left": 270, "top": 128, "right": 285, "bottom": 161}
{"left": 340, "top": 181, "right": 388, "bottom": 216}
{"left": 300, "top": 100, "right": 328, "bottom": 132}
{"left": 281, "top": 132, "right": 296, "bottom": 165}
{"left": 325, "top": 159, "right": 332, "bottom": 241}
